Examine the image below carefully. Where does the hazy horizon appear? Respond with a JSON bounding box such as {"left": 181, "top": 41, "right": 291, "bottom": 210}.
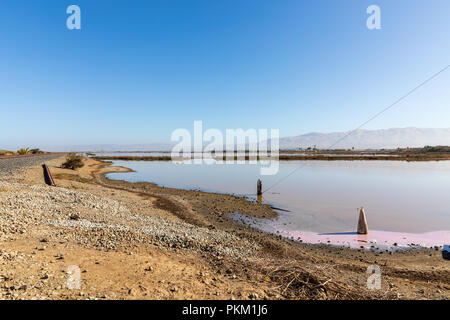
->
{"left": 4, "top": 126, "right": 450, "bottom": 152}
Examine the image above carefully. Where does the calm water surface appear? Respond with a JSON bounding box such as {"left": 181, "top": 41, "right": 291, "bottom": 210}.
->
{"left": 106, "top": 160, "right": 450, "bottom": 234}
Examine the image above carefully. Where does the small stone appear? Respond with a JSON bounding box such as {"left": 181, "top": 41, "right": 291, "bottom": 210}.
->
{"left": 249, "top": 293, "right": 258, "bottom": 299}
{"left": 70, "top": 212, "right": 81, "bottom": 220}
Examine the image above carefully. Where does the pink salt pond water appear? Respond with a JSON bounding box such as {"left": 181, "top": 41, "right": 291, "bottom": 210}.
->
{"left": 106, "top": 159, "right": 450, "bottom": 251}
{"left": 227, "top": 212, "right": 450, "bottom": 252}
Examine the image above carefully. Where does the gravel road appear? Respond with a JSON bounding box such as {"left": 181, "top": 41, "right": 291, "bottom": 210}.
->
{"left": 0, "top": 154, "right": 65, "bottom": 177}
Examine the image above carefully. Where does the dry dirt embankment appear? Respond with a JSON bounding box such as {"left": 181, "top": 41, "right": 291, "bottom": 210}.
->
{"left": 0, "top": 156, "right": 448, "bottom": 300}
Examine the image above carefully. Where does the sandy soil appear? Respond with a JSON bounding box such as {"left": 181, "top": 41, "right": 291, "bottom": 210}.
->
{"left": 0, "top": 156, "right": 448, "bottom": 300}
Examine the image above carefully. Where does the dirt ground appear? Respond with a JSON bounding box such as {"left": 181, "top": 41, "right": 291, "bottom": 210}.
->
{"left": 0, "top": 156, "right": 448, "bottom": 300}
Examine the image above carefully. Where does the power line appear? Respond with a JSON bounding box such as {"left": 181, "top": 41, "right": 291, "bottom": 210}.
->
{"left": 262, "top": 64, "right": 450, "bottom": 194}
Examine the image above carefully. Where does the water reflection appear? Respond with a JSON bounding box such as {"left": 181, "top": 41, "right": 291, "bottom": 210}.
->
{"left": 106, "top": 160, "right": 450, "bottom": 234}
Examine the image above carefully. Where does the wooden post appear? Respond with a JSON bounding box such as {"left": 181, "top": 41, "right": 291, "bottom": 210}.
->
{"left": 42, "top": 164, "right": 56, "bottom": 187}
{"left": 257, "top": 179, "right": 262, "bottom": 196}
{"left": 357, "top": 207, "right": 368, "bottom": 234}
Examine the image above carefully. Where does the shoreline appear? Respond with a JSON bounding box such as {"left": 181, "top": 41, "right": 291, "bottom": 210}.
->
{"left": 90, "top": 147, "right": 450, "bottom": 162}
{"left": 92, "top": 155, "right": 450, "bottom": 162}
{"left": 1, "top": 155, "right": 448, "bottom": 300}
{"left": 99, "top": 159, "right": 449, "bottom": 252}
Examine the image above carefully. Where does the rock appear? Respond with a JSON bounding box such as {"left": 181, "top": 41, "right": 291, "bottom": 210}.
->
{"left": 69, "top": 212, "right": 81, "bottom": 220}
{"left": 249, "top": 293, "right": 258, "bottom": 299}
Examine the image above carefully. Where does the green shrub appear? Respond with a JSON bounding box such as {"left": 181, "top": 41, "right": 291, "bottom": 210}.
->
{"left": 61, "top": 153, "right": 84, "bottom": 170}
{"left": 30, "top": 148, "right": 43, "bottom": 154}
{"left": 17, "top": 148, "right": 30, "bottom": 155}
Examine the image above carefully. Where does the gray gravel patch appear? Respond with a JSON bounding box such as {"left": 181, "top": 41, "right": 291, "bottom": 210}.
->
{"left": 0, "top": 181, "right": 259, "bottom": 258}
{"left": 0, "top": 154, "right": 65, "bottom": 178}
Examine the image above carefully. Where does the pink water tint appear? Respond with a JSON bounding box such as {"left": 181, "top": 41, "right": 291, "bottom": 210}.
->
{"left": 278, "top": 229, "right": 450, "bottom": 251}
{"left": 228, "top": 212, "right": 450, "bottom": 251}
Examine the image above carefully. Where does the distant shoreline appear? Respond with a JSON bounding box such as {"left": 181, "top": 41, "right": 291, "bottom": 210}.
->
{"left": 91, "top": 146, "right": 450, "bottom": 162}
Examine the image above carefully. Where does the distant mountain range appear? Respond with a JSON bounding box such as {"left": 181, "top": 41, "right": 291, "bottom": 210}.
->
{"left": 278, "top": 127, "right": 450, "bottom": 150}
{"left": 18, "top": 127, "right": 450, "bottom": 152}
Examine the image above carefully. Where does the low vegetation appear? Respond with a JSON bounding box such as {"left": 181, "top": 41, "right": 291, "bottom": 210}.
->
{"left": 61, "top": 153, "right": 85, "bottom": 170}
{"left": 17, "top": 148, "right": 30, "bottom": 155}
{"left": 30, "top": 148, "right": 44, "bottom": 154}
{"left": 91, "top": 145, "right": 450, "bottom": 162}
{"left": 53, "top": 173, "right": 90, "bottom": 183}
{"left": 417, "top": 146, "right": 450, "bottom": 153}
{"left": 0, "top": 149, "right": 15, "bottom": 156}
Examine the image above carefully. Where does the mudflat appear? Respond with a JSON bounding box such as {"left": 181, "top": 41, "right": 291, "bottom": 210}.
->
{"left": 0, "top": 156, "right": 448, "bottom": 300}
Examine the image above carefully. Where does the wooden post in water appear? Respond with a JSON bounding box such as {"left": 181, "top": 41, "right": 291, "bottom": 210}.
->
{"left": 257, "top": 179, "right": 262, "bottom": 196}
{"left": 357, "top": 207, "right": 369, "bottom": 234}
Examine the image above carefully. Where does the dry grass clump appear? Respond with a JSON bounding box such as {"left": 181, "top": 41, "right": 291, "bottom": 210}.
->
{"left": 259, "top": 259, "right": 394, "bottom": 300}
{"left": 53, "top": 173, "right": 90, "bottom": 183}
{"left": 61, "top": 153, "right": 85, "bottom": 170}
{"left": 0, "top": 150, "right": 15, "bottom": 156}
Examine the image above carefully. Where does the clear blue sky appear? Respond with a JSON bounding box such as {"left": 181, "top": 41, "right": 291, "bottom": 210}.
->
{"left": 1, "top": 0, "right": 449, "bottom": 148}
